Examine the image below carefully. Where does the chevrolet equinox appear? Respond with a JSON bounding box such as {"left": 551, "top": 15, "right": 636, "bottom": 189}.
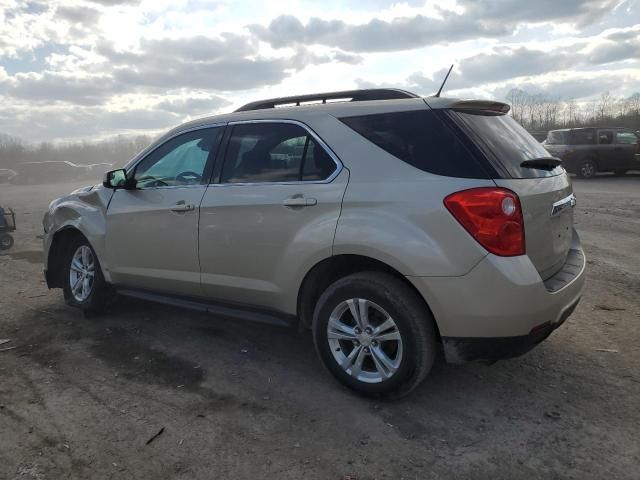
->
{"left": 43, "top": 89, "right": 585, "bottom": 396}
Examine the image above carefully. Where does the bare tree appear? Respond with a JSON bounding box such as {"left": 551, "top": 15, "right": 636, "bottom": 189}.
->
{"left": 596, "top": 91, "right": 614, "bottom": 120}
{"left": 506, "top": 88, "right": 528, "bottom": 125}
{"left": 626, "top": 92, "right": 640, "bottom": 116}
{"left": 0, "top": 134, "right": 26, "bottom": 169}
{"left": 562, "top": 99, "right": 578, "bottom": 127}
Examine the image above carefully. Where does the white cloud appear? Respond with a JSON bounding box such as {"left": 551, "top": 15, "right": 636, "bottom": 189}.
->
{"left": 0, "top": 0, "right": 638, "bottom": 141}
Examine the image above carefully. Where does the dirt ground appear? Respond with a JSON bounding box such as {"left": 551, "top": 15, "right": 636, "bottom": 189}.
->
{"left": 1, "top": 174, "right": 639, "bottom": 480}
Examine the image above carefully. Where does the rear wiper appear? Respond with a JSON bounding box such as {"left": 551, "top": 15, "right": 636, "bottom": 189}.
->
{"left": 520, "top": 157, "right": 562, "bottom": 170}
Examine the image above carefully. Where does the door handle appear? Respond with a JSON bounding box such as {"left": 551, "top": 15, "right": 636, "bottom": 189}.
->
{"left": 282, "top": 196, "right": 317, "bottom": 207}
{"left": 170, "top": 202, "right": 195, "bottom": 212}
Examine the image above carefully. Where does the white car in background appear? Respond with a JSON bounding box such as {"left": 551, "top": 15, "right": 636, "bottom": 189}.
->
{"left": 0, "top": 168, "right": 17, "bottom": 184}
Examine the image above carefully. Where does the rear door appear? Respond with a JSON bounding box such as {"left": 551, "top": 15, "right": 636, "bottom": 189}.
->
{"left": 198, "top": 120, "right": 347, "bottom": 312}
{"left": 450, "top": 111, "right": 575, "bottom": 279}
{"left": 596, "top": 129, "right": 617, "bottom": 170}
{"left": 106, "top": 126, "right": 224, "bottom": 295}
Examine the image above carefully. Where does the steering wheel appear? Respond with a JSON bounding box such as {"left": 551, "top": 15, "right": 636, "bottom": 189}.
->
{"left": 175, "top": 171, "right": 203, "bottom": 184}
{"left": 136, "top": 176, "right": 169, "bottom": 188}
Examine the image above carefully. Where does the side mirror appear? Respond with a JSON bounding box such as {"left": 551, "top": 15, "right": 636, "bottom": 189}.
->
{"left": 103, "top": 169, "right": 132, "bottom": 189}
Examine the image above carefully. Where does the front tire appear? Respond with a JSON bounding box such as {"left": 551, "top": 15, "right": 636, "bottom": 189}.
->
{"left": 0, "top": 234, "right": 14, "bottom": 251}
{"left": 62, "top": 237, "right": 110, "bottom": 313}
{"left": 312, "top": 272, "right": 437, "bottom": 397}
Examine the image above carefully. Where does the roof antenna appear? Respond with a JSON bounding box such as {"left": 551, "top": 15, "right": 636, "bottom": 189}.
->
{"left": 434, "top": 64, "right": 454, "bottom": 98}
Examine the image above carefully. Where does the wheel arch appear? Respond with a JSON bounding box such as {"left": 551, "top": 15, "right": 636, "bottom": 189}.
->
{"left": 46, "top": 227, "right": 94, "bottom": 289}
{"left": 44, "top": 188, "right": 112, "bottom": 288}
{"left": 296, "top": 254, "right": 442, "bottom": 340}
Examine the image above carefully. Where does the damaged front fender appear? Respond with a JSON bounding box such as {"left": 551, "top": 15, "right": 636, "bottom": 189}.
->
{"left": 43, "top": 185, "right": 114, "bottom": 284}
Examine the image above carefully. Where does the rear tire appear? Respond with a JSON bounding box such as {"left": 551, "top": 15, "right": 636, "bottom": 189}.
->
{"left": 62, "top": 237, "right": 111, "bottom": 313}
{"left": 0, "top": 234, "right": 13, "bottom": 250}
{"left": 312, "top": 272, "right": 437, "bottom": 398}
{"left": 577, "top": 159, "right": 597, "bottom": 178}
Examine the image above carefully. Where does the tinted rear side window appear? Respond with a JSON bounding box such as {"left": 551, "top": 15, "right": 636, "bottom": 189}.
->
{"left": 340, "top": 110, "right": 490, "bottom": 179}
{"left": 451, "top": 112, "right": 563, "bottom": 178}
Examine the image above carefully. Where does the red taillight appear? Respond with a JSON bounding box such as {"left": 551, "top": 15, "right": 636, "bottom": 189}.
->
{"left": 444, "top": 187, "right": 525, "bottom": 257}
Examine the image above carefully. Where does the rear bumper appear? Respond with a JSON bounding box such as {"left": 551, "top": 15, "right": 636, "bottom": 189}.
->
{"left": 441, "top": 297, "right": 579, "bottom": 362}
{"left": 407, "top": 230, "right": 586, "bottom": 363}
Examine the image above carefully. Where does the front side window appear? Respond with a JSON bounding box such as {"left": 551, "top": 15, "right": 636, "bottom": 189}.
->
{"left": 134, "top": 127, "right": 223, "bottom": 188}
{"left": 615, "top": 131, "right": 638, "bottom": 144}
{"left": 546, "top": 131, "right": 567, "bottom": 145}
{"left": 221, "top": 123, "right": 336, "bottom": 184}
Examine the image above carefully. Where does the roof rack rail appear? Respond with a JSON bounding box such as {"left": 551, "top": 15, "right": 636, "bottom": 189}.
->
{"left": 234, "top": 88, "right": 419, "bottom": 112}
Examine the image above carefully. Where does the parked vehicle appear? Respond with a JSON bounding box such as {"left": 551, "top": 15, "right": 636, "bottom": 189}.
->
{"left": 0, "top": 206, "right": 16, "bottom": 250}
{"left": 0, "top": 169, "right": 17, "bottom": 184}
{"left": 528, "top": 130, "right": 548, "bottom": 142}
{"left": 544, "top": 127, "right": 640, "bottom": 178}
{"left": 42, "top": 89, "right": 585, "bottom": 396}
{"left": 11, "top": 161, "right": 112, "bottom": 185}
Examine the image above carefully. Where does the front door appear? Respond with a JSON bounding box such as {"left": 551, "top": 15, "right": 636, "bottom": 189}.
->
{"left": 198, "top": 121, "right": 348, "bottom": 312}
{"left": 106, "top": 126, "right": 224, "bottom": 296}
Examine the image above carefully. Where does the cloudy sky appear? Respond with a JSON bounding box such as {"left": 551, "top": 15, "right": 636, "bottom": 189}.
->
{"left": 0, "top": 0, "right": 639, "bottom": 142}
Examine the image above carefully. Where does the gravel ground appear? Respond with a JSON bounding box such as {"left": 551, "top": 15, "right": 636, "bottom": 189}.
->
{"left": 0, "top": 174, "right": 639, "bottom": 480}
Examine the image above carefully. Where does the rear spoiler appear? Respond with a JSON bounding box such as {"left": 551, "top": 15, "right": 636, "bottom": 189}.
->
{"left": 449, "top": 100, "right": 510, "bottom": 115}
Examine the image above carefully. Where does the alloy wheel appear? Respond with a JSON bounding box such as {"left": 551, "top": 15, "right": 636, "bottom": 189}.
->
{"left": 69, "top": 245, "right": 95, "bottom": 302}
{"left": 327, "top": 298, "right": 403, "bottom": 383}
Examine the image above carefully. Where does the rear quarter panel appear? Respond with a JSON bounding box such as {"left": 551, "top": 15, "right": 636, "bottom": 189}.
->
{"left": 307, "top": 115, "right": 493, "bottom": 277}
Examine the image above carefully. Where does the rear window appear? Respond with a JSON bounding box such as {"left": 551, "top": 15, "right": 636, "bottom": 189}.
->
{"left": 451, "top": 112, "right": 563, "bottom": 178}
{"left": 339, "top": 110, "right": 490, "bottom": 179}
{"left": 569, "top": 129, "right": 596, "bottom": 145}
{"left": 615, "top": 131, "right": 638, "bottom": 144}
{"left": 546, "top": 131, "right": 567, "bottom": 145}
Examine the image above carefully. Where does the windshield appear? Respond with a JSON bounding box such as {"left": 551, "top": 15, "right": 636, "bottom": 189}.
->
{"left": 451, "top": 111, "right": 563, "bottom": 178}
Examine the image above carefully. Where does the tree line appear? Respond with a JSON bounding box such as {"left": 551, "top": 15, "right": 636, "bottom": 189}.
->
{"left": 0, "top": 134, "right": 152, "bottom": 170}
{"left": 2, "top": 89, "right": 640, "bottom": 170}
{"left": 507, "top": 89, "right": 640, "bottom": 133}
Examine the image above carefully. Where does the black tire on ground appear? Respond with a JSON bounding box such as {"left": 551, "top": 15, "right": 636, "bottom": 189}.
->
{"left": 577, "top": 159, "right": 597, "bottom": 178}
{"left": 614, "top": 169, "right": 628, "bottom": 176}
{"left": 0, "top": 234, "right": 14, "bottom": 250}
{"left": 62, "top": 236, "right": 111, "bottom": 313}
{"left": 312, "top": 272, "right": 437, "bottom": 398}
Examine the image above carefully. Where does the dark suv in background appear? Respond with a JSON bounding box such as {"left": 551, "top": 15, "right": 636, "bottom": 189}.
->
{"left": 544, "top": 127, "right": 639, "bottom": 178}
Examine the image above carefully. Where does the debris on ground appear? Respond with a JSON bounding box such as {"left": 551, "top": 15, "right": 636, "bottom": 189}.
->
{"left": 0, "top": 346, "right": 16, "bottom": 353}
{"left": 0, "top": 339, "right": 10, "bottom": 345}
{"left": 595, "top": 348, "right": 619, "bottom": 353}
{"left": 145, "top": 427, "right": 165, "bottom": 446}
{"left": 595, "top": 304, "right": 625, "bottom": 311}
